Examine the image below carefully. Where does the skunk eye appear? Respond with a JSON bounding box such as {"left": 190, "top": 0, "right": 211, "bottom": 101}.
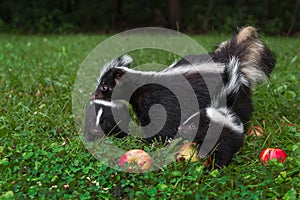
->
{"left": 100, "top": 85, "right": 108, "bottom": 92}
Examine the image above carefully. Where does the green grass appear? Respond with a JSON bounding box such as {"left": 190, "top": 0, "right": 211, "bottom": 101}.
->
{"left": 0, "top": 33, "right": 299, "bottom": 199}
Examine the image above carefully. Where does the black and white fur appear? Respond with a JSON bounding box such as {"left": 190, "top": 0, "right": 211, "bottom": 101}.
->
{"left": 88, "top": 26, "right": 275, "bottom": 166}
{"left": 92, "top": 58, "right": 226, "bottom": 142}
{"left": 84, "top": 99, "right": 130, "bottom": 142}
{"left": 178, "top": 107, "right": 244, "bottom": 168}
{"left": 177, "top": 26, "right": 276, "bottom": 167}
{"left": 167, "top": 26, "right": 275, "bottom": 86}
{"left": 177, "top": 57, "right": 249, "bottom": 167}
{"left": 90, "top": 55, "right": 133, "bottom": 101}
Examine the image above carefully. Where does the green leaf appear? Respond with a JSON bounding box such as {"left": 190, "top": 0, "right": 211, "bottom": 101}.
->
{"left": 195, "top": 165, "right": 204, "bottom": 174}
{"left": 157, "top": 183, "right": 168, "bottom": 191}
{"left": 135, "top": 191, "right": 144, "bottom": 197}
{"left": 0, "top": 158, "right": 9, "bottom": 166}
{"left": 284, "top": 91, "right": 296, "bottom": 100}
{"left": 22, "top": 152, "right": 34, "bottom": 160}
{"left": 286, "top": 75, "right": 298, "bottom": 83}
{"left": 210, "top": 169, "right": 219, "bottom": 177}
{"left": 0, "top": 191, "right": 14, "bottom": 200}
{"left": 171, "top": 171, "right": 181, "bottom": 177}
{"left": 289, "top": 55, "right": 298, "bottom": 65}
{"left": 274, "top": 84, "right": 287, "bottom": 94}
{"left": 283, "top": 188, "right": 297, "bottom": 200}
{"left": 147, "top": 187, "right": 157, "bottom": 196}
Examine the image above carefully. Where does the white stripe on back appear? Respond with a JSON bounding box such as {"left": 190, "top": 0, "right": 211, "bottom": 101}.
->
{"left": 206, "top": 107, "right": 244, "bottom": 133}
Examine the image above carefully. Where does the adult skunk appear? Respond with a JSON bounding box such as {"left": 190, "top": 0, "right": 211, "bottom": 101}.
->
{"left": 90, "top": 26, "right": 275, "bottom": 145}
{"left": 92, "top": 57, "right": 225, "bottom": 142}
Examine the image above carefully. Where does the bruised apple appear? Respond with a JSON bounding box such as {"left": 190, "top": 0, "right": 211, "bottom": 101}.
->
{"left": 119, "top": 149, "right": 152, "bottom": 172}
{"left": 247, "top": 125, "right": 264, "bottom": 137}
{"left": 176, "top": 142, "right": 199, "bottom": 162}
{"left": 259, "top": 148, "right": 287, "bottom": 165}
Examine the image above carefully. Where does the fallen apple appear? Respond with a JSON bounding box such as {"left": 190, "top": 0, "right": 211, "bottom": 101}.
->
{"left": 259, "top": 148, "right": 287, "bottom": 165}
{"left": 119, "top": 149, "right": 152, "bottom": 172}
{"left": 176, "top": 142, "right": 199, "bottom": 162}
{"left": 247, "top": 125, "right": 264, "bottom": 137}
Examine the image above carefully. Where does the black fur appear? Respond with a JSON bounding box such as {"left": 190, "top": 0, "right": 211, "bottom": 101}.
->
{"left": 88, "top": 26, "right": 276, "bottom": 167}
{"left": 177, "top": 82, "right": 251, "bottom": 168}
{"left": 175, "top": 27, "right": 276, "bottom": 167}
{"left": 178, "top": 108, "right": 244, "bottom": 168}
{"left": 84, "top": 100, "right": 129, "bottom": 142}
{"left": 90, "top": 55, "right": 132, "bottom": 101}
{"left": 94, "top": 65, "right": 225, "bottom": 142}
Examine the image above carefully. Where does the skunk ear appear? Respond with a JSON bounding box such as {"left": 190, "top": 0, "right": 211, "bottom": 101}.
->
{"left": 113, "top": 68, "right": 126, "bottom": 86}
{"left": 117, "top": 54, "right": 133, "bottom": 68}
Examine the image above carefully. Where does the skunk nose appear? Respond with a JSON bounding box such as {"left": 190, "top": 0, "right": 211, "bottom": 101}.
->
{"left": 90, "top": 128, "right": 100, "bottom": 135}
{"left": 90, "top": 92, "right": 105, "bottom": 100}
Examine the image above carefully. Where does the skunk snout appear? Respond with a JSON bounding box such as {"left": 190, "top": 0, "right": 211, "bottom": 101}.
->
{"left": 85, "top": 117, "right": 105, "bottom": 142}
{"left": 90, "top": 91, "right": 106, "bottom": 101}
{"left": 177, "top": 126, "right": 182, "bottom": 133}
{"left": 177, "top": 125, "right": 189, "bottom": 138}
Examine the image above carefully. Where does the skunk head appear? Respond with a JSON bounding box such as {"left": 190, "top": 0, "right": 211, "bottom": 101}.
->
{"left": 178, "top": 112, "right": 200, "bottom": 136}
{"left": 177, "top": 109, "right": 209, "bottom": 142}
{"left": 84, "top": 100, "right": 129, "bottom": 142}
{"left": 91, "top": 55, "right": 133, "bottom": 101}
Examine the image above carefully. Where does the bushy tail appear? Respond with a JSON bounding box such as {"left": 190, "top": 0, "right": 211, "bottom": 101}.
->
{"left": 211, "top": 56, "right": 248, "bottom": 107}
{"left": 213, "top": 26, "right": 276, "bottom": 86}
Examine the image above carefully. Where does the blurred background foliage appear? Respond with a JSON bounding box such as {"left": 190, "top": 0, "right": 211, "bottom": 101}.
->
{"left": 0, "top": 0, "right": 299, "bottom": 35}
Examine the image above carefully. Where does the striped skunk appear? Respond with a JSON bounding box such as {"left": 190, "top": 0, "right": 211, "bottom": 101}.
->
{"left": 91, "top": 58, "right": 225, "bottom": 142}
{"left": 178, "top": 107, "right": 244, "bottom": 168}
{"left": 89, "top": 43, "right": 227, "bottom": 142}
{"left": 177, "top": 55, "right": 252, "bottom": 167}
{"left": 84, "top": 99, "right": 129, "bottom": 142}
{"left": 90, "top": 26, "right": 275, "bottom": 138}
{"left": 177, "top": 26, "right": 276, "bottom": 167}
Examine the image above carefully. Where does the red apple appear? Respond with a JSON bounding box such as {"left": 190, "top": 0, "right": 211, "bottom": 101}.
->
{"left": 247, "top": 125, "right": 264, "bottom": 137}
{"left": 259, "top": 148, "right": 287, "bottom": 165}
{"left": 119, "top": 149, "right": 152, "bottom": 172}
{"left": 176, "top": 142, "right": 199, "bottom": 162}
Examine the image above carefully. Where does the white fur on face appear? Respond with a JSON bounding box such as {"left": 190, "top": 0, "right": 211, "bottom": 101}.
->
{"left": 91, "top": 99, "right": 124, "bottom": 108}
{"left": 90, "top": 99, "right": 126, "bottom": 127}
{"left": 95, "top": 108, "right": 103, "bottom": 126}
